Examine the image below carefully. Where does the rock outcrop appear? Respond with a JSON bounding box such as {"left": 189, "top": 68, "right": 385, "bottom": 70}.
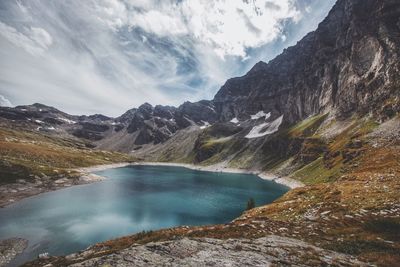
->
{"left": 0, "top": 238, "right": 28, "bottom": 266}
{"left": 46, "top": 236, "right": 367, "bottom": 267}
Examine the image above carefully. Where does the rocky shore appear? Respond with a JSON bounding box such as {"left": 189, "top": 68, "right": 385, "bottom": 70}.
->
{"left": 35, "top": 236, "right": 366, "bottom": 266}
{"left": 0, "top": 166, "right": 110, "bottom": 208}
{"left": 0, "top": 238, "right": 28, "bottom": 266}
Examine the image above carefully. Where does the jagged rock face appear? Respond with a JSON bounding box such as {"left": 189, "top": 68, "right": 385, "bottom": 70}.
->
{"left": 178, "top": 100, "right": 218, "bottom": 124}
{"left": 0, "top": 104, "right": 117, "bottom": 142}
{"left": 214, "top": 0, "right": 400, "bottom": 124}
{"left": 153, "top": 105, "right": 175, "bottom": 120}
{"left": 0, "top": 101, "right": 217, "bottom": 149}
{"left": 71, "top": 123, "right": 111, "bottom": 141}
{"left": 79, "top": 114, "right": 112, "bottom": 122}
{"left": 0, "top": 103, "right": 72, "bottom": 122}
{"left": 108, "top": 101, "right": 218, "bottom": 147}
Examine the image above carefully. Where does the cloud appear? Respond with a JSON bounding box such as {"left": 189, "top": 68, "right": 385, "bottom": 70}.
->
{"left": 0, "top": 22, "right": 52, "bottom": 56}
{"left": 181, "top": 0, "right": 300, "bottom": 58}
{"left": 30, "top": 27, "right": 53, "bottom": 49}
{"left": 0, "top": 0, "right": 335, "bottom": 116}
{"left": 92, "top": 0, "right": 301, "bottom": 58}
{"left": 0, "top": 95, "right": 13, "bottom": 107}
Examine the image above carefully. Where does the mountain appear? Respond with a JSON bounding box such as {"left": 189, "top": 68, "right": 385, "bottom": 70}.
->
{"left": 2, "top": 0, "right": 400, "bottom": 266}
{"left": 0, "top": 100, "right": 217, "bottom": 151}
{"left": 5, "top": 0, "right": 397, "bottom": 158}
{"left": 3, "top": 0, "right": 400, "bottom": 154}
{"left": 1, "top": 0, "right": 399, "bottom": 176}
{"left": 215, "top": 0, "right": 400, "bottom": 124}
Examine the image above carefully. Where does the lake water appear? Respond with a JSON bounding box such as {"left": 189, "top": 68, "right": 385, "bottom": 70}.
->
{"left": 0, "top": 165, "right": 288, "bottom": 266}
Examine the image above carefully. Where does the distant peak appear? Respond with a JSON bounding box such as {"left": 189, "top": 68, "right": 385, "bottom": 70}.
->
{"left": 139, "top": 102, "right": 153, "bottom": 109}
{"left": 32, "top": 103, "right": 50, "bottom": 108}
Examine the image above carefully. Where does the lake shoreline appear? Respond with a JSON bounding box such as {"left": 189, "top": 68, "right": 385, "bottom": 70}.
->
{"left": 134, "top": 162, "right": 305, "bottom": 189}
{"left": 1, "top": 162, "right": 291, "bottom": 266}
{"left": 88, "top": 161, "right": 304, "bottom": 189}
{"left": 0, "top": 161, "right": 303, "bottom": 209}
{"left": 0, "top": 164, "right": 126, "bottom": 209}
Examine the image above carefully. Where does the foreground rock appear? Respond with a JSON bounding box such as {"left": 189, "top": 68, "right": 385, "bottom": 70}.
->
{"left": 44, "top": 236, "right": 366, "bottom": 267}
{"left": 0, "top": 238, "right": 28, "bottom": 266}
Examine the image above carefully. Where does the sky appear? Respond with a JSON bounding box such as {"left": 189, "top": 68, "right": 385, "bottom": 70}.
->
{"left": 0, "top": 0, "right": 336, "bottom": 116}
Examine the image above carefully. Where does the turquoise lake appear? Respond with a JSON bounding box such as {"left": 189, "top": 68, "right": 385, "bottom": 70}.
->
{"left": 0, "top": 165, "right": 288, "bottom": 265}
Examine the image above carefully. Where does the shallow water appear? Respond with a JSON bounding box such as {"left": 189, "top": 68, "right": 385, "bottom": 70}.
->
{"left": 0, "top": 165, "right": 288, "bottom": 265}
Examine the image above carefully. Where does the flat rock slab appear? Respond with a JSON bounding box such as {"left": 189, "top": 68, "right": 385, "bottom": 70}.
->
{"left": 68, "top": 235, "right": 366, "bottom": 267}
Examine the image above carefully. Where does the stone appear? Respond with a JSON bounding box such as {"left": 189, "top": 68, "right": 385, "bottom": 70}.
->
{"left": 67, "top": 236, "right": 367, "bottom": 267}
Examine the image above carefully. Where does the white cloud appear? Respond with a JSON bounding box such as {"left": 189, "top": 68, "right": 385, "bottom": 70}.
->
{"left": 180, "top": 0, "right": 300, "bottom": 58}
{"left": 0, "top": 22, "right": 52, "bottom": 56}
{"left": 0, "top": 95, "right": 13, "bottom": 107}
{"left": 130, "top": 10, "right": 188, "bottom": 36}
{"left": 0, "top": 0, "right": 334, "bottom": 116}
{"left": 30, "top": 27, "right": 53, "bottom": 49}
{"left": 93, "top": 0, "right": 300, "bottom": 58}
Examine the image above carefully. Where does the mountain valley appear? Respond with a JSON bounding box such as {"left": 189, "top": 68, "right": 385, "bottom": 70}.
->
{"left": 0, "top": 0, "right": 400, "bottom": 266}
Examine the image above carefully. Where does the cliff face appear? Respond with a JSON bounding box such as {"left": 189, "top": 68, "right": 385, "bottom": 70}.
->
{"left": 97, "top": 0, "right": 400, "bottom": 151}
{"left": 214, "top": 0, "right": 400, "bottom": 124}
{"left": 2, "top": 1, "right": 398, "bottom": 151}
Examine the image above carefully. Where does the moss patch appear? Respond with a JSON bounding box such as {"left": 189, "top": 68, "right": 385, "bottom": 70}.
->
{"left": 288, "top": 114, "right": 329, "bottom": 137}
{"left": 291, "top": 157, "right": 342, "bottom": 185}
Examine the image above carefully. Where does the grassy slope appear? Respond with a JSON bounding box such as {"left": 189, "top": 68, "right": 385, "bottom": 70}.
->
{"left": 22, "top": 115, "right": 400, "bottom": 267}
{"left": 0, "top": 127, "right": 135, "bottom": 184}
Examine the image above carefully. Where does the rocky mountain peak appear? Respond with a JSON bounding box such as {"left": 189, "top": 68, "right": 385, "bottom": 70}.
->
{"left": 1, "top": 0, "right": 398, "bottom": 151}
{"left": 214, "top": 0, "right": 400, "bottom": 124}
{"left": 247, "top": 61, "right": 268, "bottom": 74}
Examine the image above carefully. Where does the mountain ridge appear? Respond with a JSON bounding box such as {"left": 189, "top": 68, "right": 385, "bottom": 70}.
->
{"left": 3, "top": 0, "right": 399, "bottom": 152}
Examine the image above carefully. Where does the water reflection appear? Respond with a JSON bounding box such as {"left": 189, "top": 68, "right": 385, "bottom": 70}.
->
{"left": 0, "top": 166, "right": 288, "bottom": 265}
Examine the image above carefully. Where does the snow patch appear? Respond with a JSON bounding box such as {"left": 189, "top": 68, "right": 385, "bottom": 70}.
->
{"left": 206, "top": 105, "right": 215, "bottom": 112}
{"left": 250, "top": 111, "right": 271, "bottom": 120}
{"left": 245, "top": 115, "right": 283, "bottom": 139}
{"left": 58, "top": 117, "right": 76, "bottom": 124}
{"left": 230, "top": 117, "right": 239, "bottom": 124}
{"left": 200, "top": 121, "right": 211, "bottom": 129}
{"left": 35, "top": 120, "right": 43, "bottom": 124}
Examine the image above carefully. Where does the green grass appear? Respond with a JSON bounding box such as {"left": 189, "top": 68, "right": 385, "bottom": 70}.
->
{"left": 288, "top": 114, "right": 329, "bottom": 137}
{"left": 290, "top": 157, "right": 342, "bottom": 185}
